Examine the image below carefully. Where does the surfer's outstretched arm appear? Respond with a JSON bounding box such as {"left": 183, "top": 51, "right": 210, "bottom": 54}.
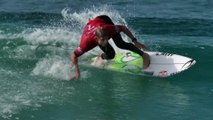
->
{"left": 71, "top": 52, "right": 80, "bottom": 80}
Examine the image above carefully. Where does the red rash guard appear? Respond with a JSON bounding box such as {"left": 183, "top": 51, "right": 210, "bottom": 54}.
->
{"left": 74, "top": 18, "right": 119, "bottom": 57}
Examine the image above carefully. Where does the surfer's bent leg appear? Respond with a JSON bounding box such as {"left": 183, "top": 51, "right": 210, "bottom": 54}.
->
{"left": 96, "top": 15, "right": 144, "bottom": 56}
{"left": 112, "top": 34, "right": 144, "bottom": 56}
{"left": 99, "top": 43, "right": 115, "bottom": 60}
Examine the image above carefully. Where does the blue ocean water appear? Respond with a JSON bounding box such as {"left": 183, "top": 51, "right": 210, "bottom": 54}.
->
{"left": 0, "top": 0, "right": 213, "bottom": 120}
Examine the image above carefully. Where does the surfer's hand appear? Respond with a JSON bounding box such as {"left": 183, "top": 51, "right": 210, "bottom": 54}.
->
{"left": 70, "top": 52, "right": 80, "bottom": 80}
{"left": 133, "top": 41, "right": 148, "bottom": 50}
{"left": 74, "top": 68, "right": 80, "bottom": 79}
{"left": 68, "top": 68, "right": 80, "bottom": 80}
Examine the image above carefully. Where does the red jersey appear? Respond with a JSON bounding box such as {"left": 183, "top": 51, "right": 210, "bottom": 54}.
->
{"left": 74, "top": 18, "right": 119, "bottom": 57}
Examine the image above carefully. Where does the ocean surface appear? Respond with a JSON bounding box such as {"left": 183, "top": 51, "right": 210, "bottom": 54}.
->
{"left": 0, "top": 0, "right": 213, "bottom": 120}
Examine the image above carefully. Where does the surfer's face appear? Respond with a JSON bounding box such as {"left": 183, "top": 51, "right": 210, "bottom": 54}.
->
{"left": 97, "top": 36, "right": 108, "bottom": 46}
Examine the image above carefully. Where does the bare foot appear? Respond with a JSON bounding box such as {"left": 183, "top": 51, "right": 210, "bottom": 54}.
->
{"left": 142, "top": 53, "right": 150, "bottom": 69}
{"left": 91, "top": 56, "right": 107, "bottom": 67}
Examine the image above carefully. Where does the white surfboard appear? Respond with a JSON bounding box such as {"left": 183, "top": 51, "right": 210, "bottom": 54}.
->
{"left": 90, "top": 51, "right": 196, "bottom": 77}
{"left": 142, "top": 52, "right": 196, "bottom": 77}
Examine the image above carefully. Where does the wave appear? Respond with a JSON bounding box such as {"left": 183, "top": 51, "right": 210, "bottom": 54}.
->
{"left": 0, "top": 8, "right": 130, "bottom": 119}
{"left": 0, "top": 6, "right": 212, "bottom": 81}
{"left": 0, "top": 6, "right": 131, "bottom": 59}
{"left": 0, "top": 5, "right": 212, "bottom": 119}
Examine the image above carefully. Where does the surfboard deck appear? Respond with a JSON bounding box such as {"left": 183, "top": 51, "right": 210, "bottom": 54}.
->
{"left": 87, "top": 51, "right": 196, "bottom": 77}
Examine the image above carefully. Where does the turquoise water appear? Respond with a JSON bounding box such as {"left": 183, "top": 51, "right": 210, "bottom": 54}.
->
{"left": 0, "top": 0, "right": 213, "bottom": 120}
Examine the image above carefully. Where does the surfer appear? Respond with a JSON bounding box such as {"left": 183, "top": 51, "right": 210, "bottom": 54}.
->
{"left": 71, "top": 15, "right": 150, "bottom": 80}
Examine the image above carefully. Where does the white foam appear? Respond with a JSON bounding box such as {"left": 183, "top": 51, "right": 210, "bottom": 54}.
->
{"left": 61, "top": 6, "right": 127, "bottom": 27}
{"left": 22, "top": 27, "right": 80, "bottom": 47}
{"left": 21, "top": 6, "right": 129, "bottom": 48}
{"left": 32, "top": 56, "right": 71, "bottom": 80}
{"left": 60, "top": 6, "right": 137, "bottom": 52}
{"left": 32, "top": 55, "right": 92, "bottom": 80}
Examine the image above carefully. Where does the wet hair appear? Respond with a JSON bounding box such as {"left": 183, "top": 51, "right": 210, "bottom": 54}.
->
{"left": 95, "top": 27, "right": 108, "bottom": 39}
